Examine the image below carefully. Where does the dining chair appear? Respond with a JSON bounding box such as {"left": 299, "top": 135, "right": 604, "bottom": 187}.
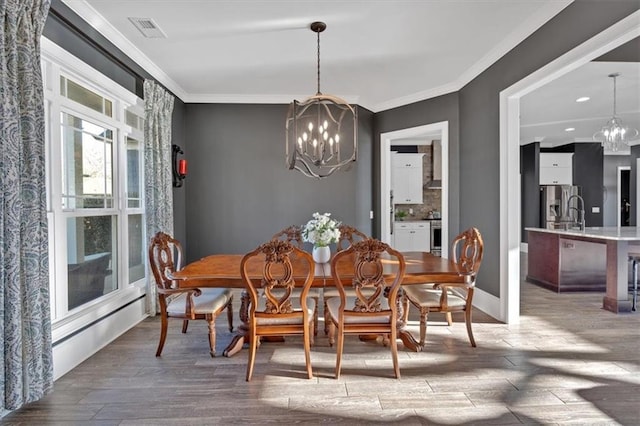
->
{"left": 402, "top": 227, "right": 484, "bottom": 347}
{"left": 272, "top": 225, "right": 320, "bottom": 336}
{"left": 322, "top": 224, "right": 369, "bottom": 334}
{"left": 148, "top": 232, "right": 233, "bottom": 357}
{"left": 327, "top": 238, "right": 406, "bottom": 379}
{"left": 241, "top": 240, "right": 316, "bottom": 381}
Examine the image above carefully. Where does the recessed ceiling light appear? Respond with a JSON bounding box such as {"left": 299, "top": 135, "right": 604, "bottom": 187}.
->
{"left": 565, "top": 127, "right": 575, "bottom": 132}
{"left": 575, "top": 97, "right": 590, "bottom": 103}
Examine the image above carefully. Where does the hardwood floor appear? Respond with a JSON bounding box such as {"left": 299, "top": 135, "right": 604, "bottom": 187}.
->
{"left": 4, "top": 260, "right": 640, "bottom": 425}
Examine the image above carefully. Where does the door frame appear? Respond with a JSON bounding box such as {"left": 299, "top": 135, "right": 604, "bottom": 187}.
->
{"left": 500, "top": 11, "right": 640, "bottom": 324}
{"left": 380, "top": 122, "right": 449, "bottom": 258}
{"left": 617, "top": 166, "right": 631, "bottom": 228}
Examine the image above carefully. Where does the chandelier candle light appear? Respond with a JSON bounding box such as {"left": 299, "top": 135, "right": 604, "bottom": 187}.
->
{"left": 302, "top": 212, "right": 341, "bottom": 263}
{"left": 286, "top": 21, "right": 358, "bottom": 179}
{"left": 593, "top": 73, "right": 639, "bottom": 152}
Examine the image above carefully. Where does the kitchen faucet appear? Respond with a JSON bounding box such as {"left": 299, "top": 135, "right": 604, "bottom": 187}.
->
{"left": 567, "top": 194, "right": 585, "bottom": 230}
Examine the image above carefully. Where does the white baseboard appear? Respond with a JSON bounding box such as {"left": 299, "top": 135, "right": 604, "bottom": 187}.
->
{"left": 473, "top": 288, "right": 502, "bottom": 322}
{"left": 53, "top": 298, "right": 147, "bottom": 380}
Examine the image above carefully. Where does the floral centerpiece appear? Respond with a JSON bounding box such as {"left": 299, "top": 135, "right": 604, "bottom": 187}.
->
{"left": 302, "top": 212, "right": 341, "bottom": 263}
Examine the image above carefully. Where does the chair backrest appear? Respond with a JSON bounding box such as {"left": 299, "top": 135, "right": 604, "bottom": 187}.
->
{"left": 148, "top": 231, "right": 183, "bottom": 291}
{"left": 241, "top": 240, "right": 315, "bottom": 321}
{"left": 271, "top": 225, "right": 304, "bottom": 248}
{"left": 336, "top": 224, "right": 368, "bottom": 250}
{"left": 451, "top": 227, "right": 484, "bottom": 280}
{"left": 331, "top": 238, "right": 406, "bottom": 322}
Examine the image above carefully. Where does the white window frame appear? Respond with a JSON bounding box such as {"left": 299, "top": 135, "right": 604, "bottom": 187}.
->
{"left": 41, "top": 37, "right": 147, "bottom": 342}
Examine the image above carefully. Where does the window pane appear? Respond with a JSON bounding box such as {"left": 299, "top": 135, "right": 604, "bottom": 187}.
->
{"left": 128, "top": 214, "right": 144, "bottom": 283}
{"left": 67, "top": 215, "right": 117, "bottom": 310}
{"left": 61, "top": 112, "right": 114, "bottom": 209}
{"left": 65, "top": 78, "right": 112, "bottom": 117}
{"left": 126, "top": 137, "right": 142, "bottom": 208}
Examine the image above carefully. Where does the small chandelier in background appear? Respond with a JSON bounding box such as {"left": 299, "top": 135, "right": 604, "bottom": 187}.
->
{"left": 593, "top": 72, "right": 639, "bottom": 152}
{"left": 286, "top": 21, "right": 357, "bottom": 179}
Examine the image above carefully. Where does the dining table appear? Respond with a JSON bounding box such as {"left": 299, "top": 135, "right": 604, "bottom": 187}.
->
{"left": 168, "top": 250, "right": 473, "bottom": 357}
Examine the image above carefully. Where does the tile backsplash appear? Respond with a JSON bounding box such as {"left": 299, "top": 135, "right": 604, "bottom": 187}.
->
{"left": 394, "top": 144, "right": 442, "bottom": 219}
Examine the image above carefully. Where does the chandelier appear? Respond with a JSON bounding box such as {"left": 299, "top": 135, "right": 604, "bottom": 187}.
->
{"left": 593, "top": 73, "right": 639, "bottom": 152}
{"left": 286, "top": 22, "right": 357, "bottom": 179}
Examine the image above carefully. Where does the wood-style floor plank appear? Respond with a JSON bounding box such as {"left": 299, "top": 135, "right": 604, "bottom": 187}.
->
{"left": 3, "top": 254, "right": 640, "bottom": 425}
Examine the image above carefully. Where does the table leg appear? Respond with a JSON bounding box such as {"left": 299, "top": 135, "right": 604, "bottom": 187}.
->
{"left": 398, "top": 328, "right": 422, "bottom": 352}
{"left": 603, "top": 240, "right": 633, "bottom": 313}
{"left": 223, "top": 289, "right": 250, "bottom": 357}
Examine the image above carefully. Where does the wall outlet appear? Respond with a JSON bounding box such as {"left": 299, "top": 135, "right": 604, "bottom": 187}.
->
{"left": 369, "top": 210, "right": 374, "bottom": 219}
{"left": 409, "top": 208, "right": 413, "bottom": 215}
{"left": 592, "top": 206, "right": 600, "bottom": 213}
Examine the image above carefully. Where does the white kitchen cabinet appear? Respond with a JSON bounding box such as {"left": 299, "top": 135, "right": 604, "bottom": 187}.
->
{"left": 392, "top": 153, "right": 424, "bottom": 204}
{"left": 392, "top": 222, "right": 430, "bottom": 252}
{"left": 540, "top": 153, "right": 573, "bottom": 185}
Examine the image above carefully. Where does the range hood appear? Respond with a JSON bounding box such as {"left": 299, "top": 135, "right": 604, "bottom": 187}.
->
{"left": 425, "top": 140, "right": 442, "bottom": 189}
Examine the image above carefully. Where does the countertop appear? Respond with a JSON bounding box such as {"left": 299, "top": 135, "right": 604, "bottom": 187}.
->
{"left": 525, "top": 226, "right": 640, "bottom": 241}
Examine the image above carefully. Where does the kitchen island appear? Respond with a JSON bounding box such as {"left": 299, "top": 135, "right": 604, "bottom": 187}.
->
{"left": 526, "top": 227, "right": 640, "bottom": 313}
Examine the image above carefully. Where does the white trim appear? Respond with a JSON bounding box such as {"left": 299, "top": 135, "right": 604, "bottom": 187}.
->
{"left": 617, "top": 166, "right": 631, "bottom": 228}
{"left": 41, "top": 37, "right": 138, "bottom": 107}
{"left": 472, "top": 288, "right": 502, "bottom": 322}
{"left": 379, "top": 122, "right": 449, "bottom": 258}
{"left": 520, "top": 242, "right": 528, "bottom": 253}
{"left": 51, "top": 285, "right": 145, "bottom": 341}
{"left": 184, "top": 93, "right": 360, "bottom": 105}
{"left": 372, "top": 82, "right": 460, "bottom": 113}
{"left": 59, "top": 0, "right": 186, "bottom": 100}
{"left": 53, "top": 298, "right": 147, "bottom": 380}
{"left": 500, "top": 11, "right": 640, "bottom": 324}
{"left": 60, "top": 1, "right": 571, "bottom": 111}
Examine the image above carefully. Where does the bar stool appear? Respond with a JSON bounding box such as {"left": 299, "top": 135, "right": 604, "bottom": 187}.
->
{"left": 628, "top": 253, "right": 639, "bottom": 312}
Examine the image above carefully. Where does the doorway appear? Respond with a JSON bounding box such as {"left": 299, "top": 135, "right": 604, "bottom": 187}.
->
{"left": 500, "top": 12, "right": 640, "bottom": 324}
{"left": 379, "top": 122, "right": 449, "bottom": 258}
{"left": 618, "top": 166, "right": 631, "bottom": 227}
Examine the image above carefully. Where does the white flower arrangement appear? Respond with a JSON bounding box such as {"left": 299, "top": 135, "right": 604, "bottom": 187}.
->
{"left": 302, "top": 212, "right": 341, "bottom": 247}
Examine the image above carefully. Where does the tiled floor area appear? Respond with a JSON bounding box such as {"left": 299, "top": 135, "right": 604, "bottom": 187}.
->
{"left": 3, "top": 260, "right": 640, "bottom": 425}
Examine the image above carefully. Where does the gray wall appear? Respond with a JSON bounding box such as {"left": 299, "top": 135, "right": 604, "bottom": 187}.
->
{"left": 520, "top": 142, "right": 540, "bottom": 243}
{"left": 456, "top": 0, "right": 639, "bottom": 297}
{"left": 373, "top": 93, "right": 461, "bottom": 241}
{"left": 603, "top": 155, "right": 631, "bottom": 226}
{"left": 184, "top": 104, "right": 373, "bottom": 261}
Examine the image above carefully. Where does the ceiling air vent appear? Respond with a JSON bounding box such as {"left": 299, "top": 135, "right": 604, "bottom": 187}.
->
{"left": 128, "top": 17, "right": 167, "bottom": 38}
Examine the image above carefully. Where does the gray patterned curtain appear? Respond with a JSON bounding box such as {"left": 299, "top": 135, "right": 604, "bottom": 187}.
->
{"left": 0, "top": 0, "right": 53, "bottom": 413}
{"left": 144, "top": 80, "right": 175, "bottom": 315}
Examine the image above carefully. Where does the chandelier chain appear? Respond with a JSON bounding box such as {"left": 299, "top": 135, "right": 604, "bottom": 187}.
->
{"left": 316, "top": 28, "right": 321, "bottom": 95}
{"left": 612, "top": 74, "right": 617, "bottom": 117}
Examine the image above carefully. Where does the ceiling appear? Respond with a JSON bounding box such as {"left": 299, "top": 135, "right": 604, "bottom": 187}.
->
{"left": 521, "top": 60, "right": 640, "bottom": 153}
{"left": 62, "top": 0, "right": 572, "bottom": 112}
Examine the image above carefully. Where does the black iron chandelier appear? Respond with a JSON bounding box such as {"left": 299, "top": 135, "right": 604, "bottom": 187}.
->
{"left": 286, "top": 21, "right": 357, "bottom": 179}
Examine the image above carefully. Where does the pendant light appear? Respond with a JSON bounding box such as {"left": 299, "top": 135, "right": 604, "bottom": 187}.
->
{"left": 593, "top": 73, "right": 639, "bottom": 152}
{"left": 286, "top": 22, "right": 357, "bottom": 179}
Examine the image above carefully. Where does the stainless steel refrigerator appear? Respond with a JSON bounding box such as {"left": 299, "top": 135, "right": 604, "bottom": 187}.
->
{"left": 540, "top": 185, "right": 581, "bottom": 229}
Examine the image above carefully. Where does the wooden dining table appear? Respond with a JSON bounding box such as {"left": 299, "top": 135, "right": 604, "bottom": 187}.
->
{"left": 168, "top": 251, "right": 472, "bottom": 356}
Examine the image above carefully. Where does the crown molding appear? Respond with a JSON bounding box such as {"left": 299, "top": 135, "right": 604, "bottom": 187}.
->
{"left": 61, "top": 0, "right": 572, "bottom": 109}
{"left": 60, "top": 0, "right": 187, "bottom": 101}
{"left": 455, "top": 0, "right": 573, "bottom": 91}
{"left": 182, "top": 93, "right": 361, "bottom": 105}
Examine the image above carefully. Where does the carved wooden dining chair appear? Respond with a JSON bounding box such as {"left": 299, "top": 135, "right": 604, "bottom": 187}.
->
{"left": 327, "top": 238, "right": 406, "bottom": 379}
{"left": 272, "top": 225, "right": 320, "bottom": 336}
{"left": 241, "top": 240, "right": 316, "bottom": 381}
{"left": 402, "top": 227, "right": 484, "bottom": 347}
{"left": 148, "top": 232, "right": 233, "bottom": 357}
{"left": 322, "top": 224, "right": 369, "bottom": 334}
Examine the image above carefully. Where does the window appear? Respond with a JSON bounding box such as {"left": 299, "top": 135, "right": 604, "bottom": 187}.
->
{"left": 42, "top": 38, "right": 146, "bottom": 329}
